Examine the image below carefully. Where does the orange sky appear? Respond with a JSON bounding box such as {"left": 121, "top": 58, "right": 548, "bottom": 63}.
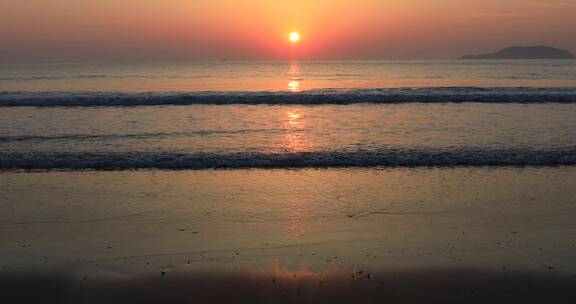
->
{"left": 1, "top": 0, "right": 575, "bottom": 63}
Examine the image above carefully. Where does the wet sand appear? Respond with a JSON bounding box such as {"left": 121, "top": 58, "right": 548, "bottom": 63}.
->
{"left": 3, "top": 268, "right": 576, "bottom": 303}
{"left": 1, "top": 167, "right": 576, "bottom": 302}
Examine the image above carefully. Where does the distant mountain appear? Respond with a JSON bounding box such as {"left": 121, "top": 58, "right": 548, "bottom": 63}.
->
{"left": 462, "top": 46, "right": 575, "bottom": 59}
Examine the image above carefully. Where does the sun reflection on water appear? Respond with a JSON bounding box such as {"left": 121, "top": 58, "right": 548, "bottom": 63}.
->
{"left": 287, "top": 61, "right": 302, "bottom": 92}
{"left": 281, "top": 109, "right": 311, "bottom": 152}
{"left": 287, "top": 111, "right": 302, "bottom": 125}
{"left": 288, "top": 80, "right": 300, "bottom": 92}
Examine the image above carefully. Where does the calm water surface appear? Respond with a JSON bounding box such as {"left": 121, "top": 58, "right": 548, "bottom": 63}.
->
{"left": 1, "top": 60, "right": 575, "bottom": 92}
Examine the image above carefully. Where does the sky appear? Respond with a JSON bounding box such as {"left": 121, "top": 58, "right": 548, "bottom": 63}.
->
{"left": 1, "top": 0, "right": 575, "bottom": 63}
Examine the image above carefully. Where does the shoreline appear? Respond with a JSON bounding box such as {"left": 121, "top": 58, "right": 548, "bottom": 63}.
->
{"left": 3, "top": 267, "right": 576, "bottom": 303}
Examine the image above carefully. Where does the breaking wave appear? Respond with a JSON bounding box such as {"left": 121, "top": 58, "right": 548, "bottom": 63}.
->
{"left": 1, "top": 87, "right": 576, "bottom": 107}
{"left": 0, "top": 129, "right": 285, "bottom": 143}
{"left": 1, "top": 148, "right": 575, "bottom": 170}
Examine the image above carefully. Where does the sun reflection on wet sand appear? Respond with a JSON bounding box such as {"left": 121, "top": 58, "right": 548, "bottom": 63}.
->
{"left": 286, "top": 196, "right": 306, "bottom": 239}
{"left": 258, "top": 261, "right": 331, "bottom": 284}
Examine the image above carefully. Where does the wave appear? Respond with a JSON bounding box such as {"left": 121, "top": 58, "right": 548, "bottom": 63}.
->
{"left": 1, "top": 87, "right": 576, "bottom": 107}
{"left": 0, "top": 129, "right": 287, "bottom": 143}
{"left": 0, "top": 74, "right": 205, "bottom": 81}
{"left": 1, "top": 148, "right": 575, "bottom": 170}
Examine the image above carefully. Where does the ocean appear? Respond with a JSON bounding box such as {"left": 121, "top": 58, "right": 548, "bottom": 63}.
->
{"left": 1, "top": 60, "right": 576, "bottom": 302}
{"left": 1, "top": 60, "right": 576, "bottom": 170}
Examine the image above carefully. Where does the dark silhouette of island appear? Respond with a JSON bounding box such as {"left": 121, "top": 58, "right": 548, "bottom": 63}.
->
{"left": 462, "top": 46, "right": 575, "bottom": 59}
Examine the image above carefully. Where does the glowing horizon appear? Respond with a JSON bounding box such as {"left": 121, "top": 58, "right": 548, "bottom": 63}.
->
{"left": 1, "top": 0, "right": 575, "bottom": 63}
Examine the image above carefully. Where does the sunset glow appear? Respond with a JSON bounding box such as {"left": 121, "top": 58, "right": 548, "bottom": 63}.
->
{"left": 0, "top": 0, "right": 575, "bottom": 62}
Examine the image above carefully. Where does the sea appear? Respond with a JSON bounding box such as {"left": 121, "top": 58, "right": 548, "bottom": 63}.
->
{"left": 2, "top": 60, "right": 576, "bottom": 302}
{"left": 1, "top": 60, "right": 576, "bottom": 169}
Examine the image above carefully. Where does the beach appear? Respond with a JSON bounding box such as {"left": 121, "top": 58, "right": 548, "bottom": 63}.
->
{"left": 2, "top": 168, "right": 576, "bottom": 302}
{"left": 1, "top": 60, "right": 576, "bottom": 302}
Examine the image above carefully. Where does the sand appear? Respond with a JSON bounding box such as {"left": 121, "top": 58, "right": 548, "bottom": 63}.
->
{"left": 1, "top": 167, "right": 576, "bottom": 302}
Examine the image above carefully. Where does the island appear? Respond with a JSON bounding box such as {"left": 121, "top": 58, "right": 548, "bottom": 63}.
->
{"left": 462, "top": 46, "right": 575, "bottom": 59}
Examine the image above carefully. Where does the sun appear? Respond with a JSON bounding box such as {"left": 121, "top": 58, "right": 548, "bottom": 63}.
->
{"left": 289, "top": 32, "right": 300, "bottom": 43}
